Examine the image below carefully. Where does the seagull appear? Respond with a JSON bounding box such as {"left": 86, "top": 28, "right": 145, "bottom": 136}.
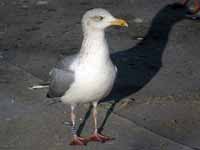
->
{"left": 46, "top": 8, "right": 128, "bottom": 145}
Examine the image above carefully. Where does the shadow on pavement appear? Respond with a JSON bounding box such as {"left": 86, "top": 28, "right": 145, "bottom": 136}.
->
{"left": 110, "top": 3, "right": 189, "bottom": 100}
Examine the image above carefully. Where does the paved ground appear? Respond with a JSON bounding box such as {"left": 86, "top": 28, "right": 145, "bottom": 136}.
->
{"left": 1, "top": 0, "right": 200, "bottom": 149}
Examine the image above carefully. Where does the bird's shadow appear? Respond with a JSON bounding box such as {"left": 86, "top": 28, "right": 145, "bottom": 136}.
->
{"left": 77, "top": 3, "right": 189, "bottom": 136}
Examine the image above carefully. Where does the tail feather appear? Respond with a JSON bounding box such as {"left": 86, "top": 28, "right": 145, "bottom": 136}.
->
{"left": 28, "top": 84, "right": 49, "bottom": 90}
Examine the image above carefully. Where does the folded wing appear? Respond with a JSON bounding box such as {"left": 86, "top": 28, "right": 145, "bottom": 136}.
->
{"left": 47, "top": 54, "right": 77, "bottom": 98}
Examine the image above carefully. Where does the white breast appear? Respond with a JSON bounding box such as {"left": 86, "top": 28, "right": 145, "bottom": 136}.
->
{"left": 61, "top": 58, "right": 116, "bottom": 105}
{"left": 61, "top": 29, "right": 117, "bottom": 105}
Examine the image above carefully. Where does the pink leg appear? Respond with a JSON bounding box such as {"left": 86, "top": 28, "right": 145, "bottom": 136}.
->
{"left": 69, "top": 105, "right": 87, "bottom": 146}
{"left": 86, "top": 102, "right": 113, "bottom": 143}
{"left": 86, "top": 132, "right": 112, "bottom": 143}
{"left": 69, "top": 135, "right": 87, "bottom": 145}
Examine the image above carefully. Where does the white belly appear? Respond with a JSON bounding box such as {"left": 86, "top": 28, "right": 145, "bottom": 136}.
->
{"left": 61, "top": 60, "right": 117, "bottom": 105}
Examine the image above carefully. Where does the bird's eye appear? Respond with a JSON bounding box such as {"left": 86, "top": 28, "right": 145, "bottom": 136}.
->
{"left": 92, "top": 16, "right": 104, "bottom": 21}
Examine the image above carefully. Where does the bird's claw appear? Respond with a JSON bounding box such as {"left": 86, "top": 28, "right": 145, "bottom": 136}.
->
{"left": 86, "top": 133, "right": 113, "bottom": 143}
{"left": 69, "top": 136, "right": 87, "bottom": 146}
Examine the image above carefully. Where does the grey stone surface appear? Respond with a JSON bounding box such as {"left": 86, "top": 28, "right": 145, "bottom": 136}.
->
{"left": 0, "top": 62, "right": 193, "bottom": 150}
{"left": 113, "top": 97, "right": 200, "bottom": 149}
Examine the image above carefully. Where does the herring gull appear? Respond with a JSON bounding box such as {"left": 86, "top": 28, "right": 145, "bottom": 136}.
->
{"left": 46, "top": 8, "right": 128, "bottom": 145}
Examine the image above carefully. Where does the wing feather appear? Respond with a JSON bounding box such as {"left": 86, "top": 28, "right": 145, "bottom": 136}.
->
{"left": 46, "top": 54, "right": 77, "bottom": 98}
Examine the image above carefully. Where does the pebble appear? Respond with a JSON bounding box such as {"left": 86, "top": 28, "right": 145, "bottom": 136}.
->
{"left": 5, "top": 118, "right": 12, "bottom": 121}
{"left": 133, "top": 18, "right": 143, "bottom": 23}
{"left": 21, "top": 5, "right": 29, "bottom": 9}
{"left": 11, "top": 97, "right": 15, "bottom": 104}
{"left": 36, "top": 0, "right": 48, "bottom": 5}
{"left": 136, "top": 37, "right": 144, "bottom": 40}
{"left": 0, "top": 53, "right": 3, "bottom": 59}
{"left": 63, "top": 121, "right": 72, "bottom": 126}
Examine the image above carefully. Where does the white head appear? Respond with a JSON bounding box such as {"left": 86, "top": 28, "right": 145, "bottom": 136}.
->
{"left": 81, "top": 8, "right": 128, "bottom": 33}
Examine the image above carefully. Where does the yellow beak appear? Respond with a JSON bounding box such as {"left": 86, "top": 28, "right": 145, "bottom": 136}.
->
{"left": 110, "top": 18, "right": 128, "bottom": 27}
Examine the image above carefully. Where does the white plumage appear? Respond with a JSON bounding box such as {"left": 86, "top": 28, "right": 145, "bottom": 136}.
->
{"left": 46, "top": 8, "right": 128, "bottom": 145}
{"left": 61, "top": 24, "right": 117, "bottom": 105}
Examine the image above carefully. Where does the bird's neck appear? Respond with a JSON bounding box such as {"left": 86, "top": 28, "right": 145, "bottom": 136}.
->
{"left": 79, "top": 30, "right": 109, "bottom": 60}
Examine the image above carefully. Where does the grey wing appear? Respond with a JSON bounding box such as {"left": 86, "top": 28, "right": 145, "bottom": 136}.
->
{"left": 46, "top": 68, "right": 74, "bottom": 98}
{"left": 56, "top": 54, "right": 77, "bottom": 71}
{"left": 46, "top": 54, "right": 77, "bottom": 98}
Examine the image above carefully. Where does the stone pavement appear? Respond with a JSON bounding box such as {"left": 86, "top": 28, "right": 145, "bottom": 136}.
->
{"left": 0, "top": 62, "right": 194, "bottom": 150}
{"left": 1, "top": 0, "right": 200, "bottom": 149}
